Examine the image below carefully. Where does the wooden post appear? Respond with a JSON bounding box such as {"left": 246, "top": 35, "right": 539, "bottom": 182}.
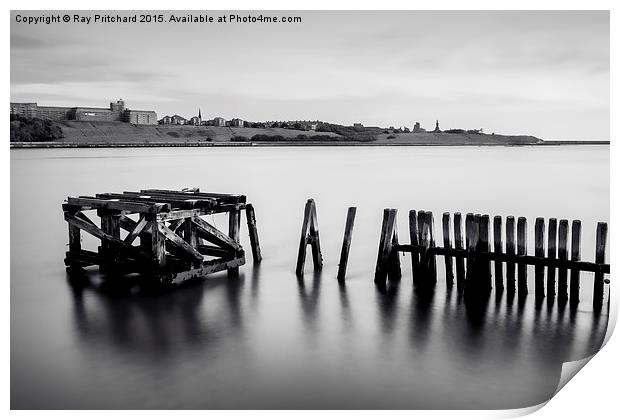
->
{"left": 465, "top": 213, "right": 473, "bottom": 250}
{"left": 534, "top": 218, "right": 545, "bottom": 298}
{"left": 557, "top": 219, "right": 569, "bottom": 301}
{"left": 442, "top": 212, "right": 454, "bottom": 287}
{"left": 479, "top": 214, "right": 491, "bottom": 290}
{"left": 296, "top": 199, "right": 323, "bottom": 276}
{"left": 593, "top": 222, "right": 608, "bottom": 305}
{"left": 184, "top": 217, "right": 198, "bottom": 268}
{"left": 337, "top": 207, "right": 357, "bottom": 282}
{"left": 493, "top": 216, "right": 504, "bottom": 290}
{"left": 374, "top": 208, "right": 397, "bottom": 285}
{"left": 465, "top": 214, "right": 479, "bottom": 290}
{"left": 569, "top": 220, "right": 581, "bottom": 306}
{"left": 99, "top": 209, "right": 121, "bottom": 271}
{"left": 505, "top": 216, "right": 516, "bottom": 293}
{"left": 309, "top": 201, "right": 323, "bottom": 271}
{"left": 245, "top": 204, "right": 262, "bottom": 263}
{"left": 388, "top": 215, "right": 402, "bottom": 281}
{"left": 454, "top": 212, "right": 466, "bottom": 290}
{"left": 517, "top": 217, "right": 528, "bottom": 295}
{"left": 409, "top": 210, "right": 420, "bottom": 282}
{"left": 228, "top": 209, "right": 241, "bottom": 275}
{"left": 422, "top": 211, "right": 437, "bottom": 284}
{"left": 547, "top": 218, "right": 557, "bottom": 298}
{"left": 151, "top": 216, "right": 166, "bottom": 274}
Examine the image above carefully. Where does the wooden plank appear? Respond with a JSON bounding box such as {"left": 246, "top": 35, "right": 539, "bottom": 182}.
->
{"left": 517, "top": 217, "right": 528, "bottom": 295}
{"left": 228, "top": 209, "right": 241, "bottom": 275}
{"left": 196, "top": 244, "right": 233, "bottom": 257}
{"left": 158, "top": 223, "right": 203, "bottom": 262}
{"left": 374, "top": 208, "right": 397, "bottom": 285}
{"left": 534, "top": 217, "right": 545, "bottom": 298}
{"left": 593, "top": 222, "right": 608, "bottom": 305}
{"left": 557, "top": 219, "right": 569, "bottom": 300}
{"left": 245, "top": 204, "right": 262, "bottom": 263}
{"left": 547, "top": 218, "right": 558, "bottom": 298}
{"left": 97, "top": 192, "right": 216, "bottom": 210}
{"left": 493, "top": 216, "right": 504, "bottom": 290}
{"left": 505, "top": 216, "right": 516, "bottom": 293}
{"left": 570, "top": 220, "right": 581, "bottom": 305}
{"left": 479, "top": 215, "right": 491, "bottom": 290}
{"left": 140, "top": 188, "right": 246, "bottom": 203}
{"left": 192, "top": 216, "right": 242, "bottom": 252}
{"left": 296, "top": 199, "right": 313, "bottom": 276}
{"left": 67, "top": 196, "right": 169, "bottom": 214}
{"left": 124, "top": 216, "right": 149, "bottom": 245}
{"left": 158, "top": 209, "right": 207, "bottom": 222}
{"left": 337, "top": 207, "right": 357, "bottom": 282}
{"left": 167, "top": 256, "right": 246, "bottom": 285}
{"left": 453, "top": 212, "right": 466, "bottom": 290}
{"left": 442, "top": 212, "right": 454, "bottom": 287}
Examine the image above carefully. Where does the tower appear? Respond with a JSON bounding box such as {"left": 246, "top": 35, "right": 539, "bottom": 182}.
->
{"left": 434, "top": 119, "right": 441, "bottom": 133}
{"left": 198, "top": 108, "right": 202, "bottom": 125}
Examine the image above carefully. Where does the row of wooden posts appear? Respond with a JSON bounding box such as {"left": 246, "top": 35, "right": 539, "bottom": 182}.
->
{"left": 296, "top": 199, "right": 610, "bottom": 308}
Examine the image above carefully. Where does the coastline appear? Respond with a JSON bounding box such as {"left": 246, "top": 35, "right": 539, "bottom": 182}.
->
{"left": 9, "top": 140, "right": 610, "bottom": 149}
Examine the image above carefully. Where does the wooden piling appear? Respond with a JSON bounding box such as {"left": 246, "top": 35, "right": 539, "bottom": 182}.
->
{"left": 245, "top": 204, "right": 263, "bottom": 263}
{"left": 570, "top": 220, "right": 581, "bottom": 305}
{"left": 337, "top": 207, "right": 357, "bottom": 282}
{"left": 442, "top": 212, "right": 454, "bottom": 287}
{"left": 593, "top": 222, "right": 608, "bottom": 305}
{"left": 505, "top": 216, "right": 516, "bottom": 293}
{"left": 547, "top": 218, "right": 557, "bottom": 298}
{"left": 479, "top": 215, "right": 492, "bottom": 290}
{"left": 493, "top": 216, "right": 504, "bottom": 290}
{"left": 534, "top": 218, "right": 545, "bottom": 298}
{"left": 409, "top": 210, "right": 420, "bottom": 282}
{"left": 388, "top": 215, "right": 402, "bottom": 281}
{"left": 557, "top": 219, "right": 569, "bottom": 300}
{"left": 453, "top": 212, "right": 466, "bottom": 290}
{"left": 228, "top": 209, "right": 241, "bottom": 275}
{"left": 465, "top": 214, "right": 480, "bottom": 289}
{"left": 296, "top": 199, "right": 323, "bottom": 276}
{"left": 374, "top": 208, "right": 397, "bottom": 285}
{"left": 517, "top": 217, "right": 528, "bottom": 295}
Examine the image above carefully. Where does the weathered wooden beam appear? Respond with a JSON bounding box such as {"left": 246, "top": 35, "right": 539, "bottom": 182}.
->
{"left": 465, "top": 213, "right": 479, "bottom": 288}
{"left": 140, "top": 189, "right": 246, "bottom": 204}
{"left": 151, "top": 218, "right": 166, "bottom": 269}
{"left": 442, "top": 212, "right": 454, "bottom": 287}
{"left": 557, "top": 219, "right": 569, "bottom": 301}
{"left": 419, "top": 211, "right": 437, "bottom": 284}
{"left": 67, "top": 196, "right": 169, "bottom": 214}
{"left": 158, "top": 223, "right": 203, "bottom": 262}
{"left": 97, "top": 192, "right": 215, "bottom": 210}
{"left": 570, "top": 220, "right": 582, "bottom": 305}
{"left": 296, "top": 200, "right": 313, "bottom": 276}
{"left": 309, "top": 200, "right": 323, "bottom": 272}
{"left": 196, "top": 244, "right": 233, "bottom": 257}
{"left": 409, "top": 210, "right": 420, "bottom": 282}
{"left": 534, "top": 217, "right": 545, "bottom": 298}
{"left": 245, "top": 204, "right": 262, "bottom": 263}
{"left": 337, "top": 207, "right": 357, "bottom": 282}
{"left": 192, "top": 216, "right": 242, "bottom": 252}
{"left": 517, "top": 217, "right": 528, "bottom": 295}
{"left": 505, "top": 216, "right": 516, "bottom": 294}
{"left": 228, "top": 209, "right": 241, "bottom": 274}
{"left": 493, "top": 216, "right": 504, "bottom": 290}
{"left": 593, "top": 222, "right": 608, "bottom": 305}
{"left": 388, "top": 213, "right": 402, "bottom": 281}
{"left": 157, "top": 209, "right": 208, "bottom": 222}
{"left": 454, "top": 212, "right": 465, "bottom": 289}
{"left": 479, "top": 214, "right": 492, "bottom": 290}
{"left": 166, "top": 256, "right": 246, "bottom": 285}
{"left": 547, "top": 218, "right": 558, "bottom": 298}
{"left": 374, "top": 208, "right": 397, "bottom": 285}
{"left": 124, "top": 216, "right": 149, "bottom": 245}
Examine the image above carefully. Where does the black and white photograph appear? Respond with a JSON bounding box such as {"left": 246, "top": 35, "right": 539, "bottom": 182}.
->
{"left": 7, "top": 2, "right": 615, "bottom": 415}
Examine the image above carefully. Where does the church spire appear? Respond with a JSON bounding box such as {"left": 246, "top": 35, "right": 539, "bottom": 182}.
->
{"left": 198, "top": 108, "right": 202, "bottom": 119}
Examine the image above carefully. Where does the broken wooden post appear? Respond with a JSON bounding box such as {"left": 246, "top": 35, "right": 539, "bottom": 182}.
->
{"left": 517, "top": 217, "right": 528, "bottom": 295}
{"left": 245, "top": 204, "right": 262, "bottom": 263}
{"left": 570, "top": 220, "right": 582, "bottom": 306}
{"left": 337, "top": 207, "right": 357, "bottom": 282}
{"left": 228, "top": 209, "right": 241, "bottom": 275}
{"left": 374, "top": 208, "right": 397, "bottom": 285}
{"left": 505, "top": 216, "right": 516, "bottom": 293}
{"left": 593, "top": 222, "right": 608, "bottom": 305}
{"left": 465, "top": 214, "right": 479, "bottom": 290}
{"left": 442, "top": 212, "right": 454, "bottom": 287}
{"left": 418, "top": 211, "right": 436, "bottom": 284}
{"left": 184, "top": 216, "right": 198, "bottom": 268}
{"left": 534, "top": 217, "right": 545, "bottom": 298}
{"left": 296, "top": 199, "right": 323, "bottom": 276}
{"left": 453, "top": 212, "right": 466, "bottom": 290}
{"left": 547, "top": 218, "right": 557, "bottom": 298}
{"left": 409, "top": 210, "right": 420, "bottom": 282}
{"left": 493, "top": 216, "right": 504, "bottom": 290}
{"left": 479, "top": 214, "right": 492, "bottom": 290}
{"left": 557, "top": 219, "right": 569, "bottom": 301}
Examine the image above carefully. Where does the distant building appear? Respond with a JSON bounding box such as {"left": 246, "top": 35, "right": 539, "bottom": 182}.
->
{"left": 413, "top": 122, "right": 425, "bottom": 133}
{"left": 189, "top": 109, "right": 202, "bottom": 126}
{"left": 230, "top": 118, "right": 244, "bottom": 127}
{"left": 212, "top": 117, "right": 226, "bottom": 127}
{"left": 10, "top": 99, "right": 157, "bottom": 125}
{"left": 353, "top": 123, "right": 364, "bottom": 129}
{"left": 171, "top": 115, "right": 187, "bottom": 125}
{"left": 433, "top": 120, "right": 441, "bottom": 133}
{"left": 159, "top": 115, "right": 172, "bottom": 125}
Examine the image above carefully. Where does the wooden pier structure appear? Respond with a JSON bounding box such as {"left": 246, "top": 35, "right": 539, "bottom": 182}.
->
{"left": 63, "top": 188, "right": 262, "bottom": 285}
{"left": 375, "top": 209, "right": 610, "bottom": 308}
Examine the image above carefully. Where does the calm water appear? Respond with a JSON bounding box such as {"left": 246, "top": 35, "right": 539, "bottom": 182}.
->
{"left": 11, "top": 146, "right": 610, "bottom": 409}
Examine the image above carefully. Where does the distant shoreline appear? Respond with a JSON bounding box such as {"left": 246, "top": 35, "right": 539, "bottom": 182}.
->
{"left": 10, "top": 140, "right": 610, "bottom": 149}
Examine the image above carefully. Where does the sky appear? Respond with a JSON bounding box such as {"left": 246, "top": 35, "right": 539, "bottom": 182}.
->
{"left": 10, "top": 10, "right": 609, "bottom": 140}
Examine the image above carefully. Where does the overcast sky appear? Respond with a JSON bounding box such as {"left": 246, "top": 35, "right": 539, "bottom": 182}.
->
{"left": 10, "top": 10, "right": 609, "bottom": 140}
